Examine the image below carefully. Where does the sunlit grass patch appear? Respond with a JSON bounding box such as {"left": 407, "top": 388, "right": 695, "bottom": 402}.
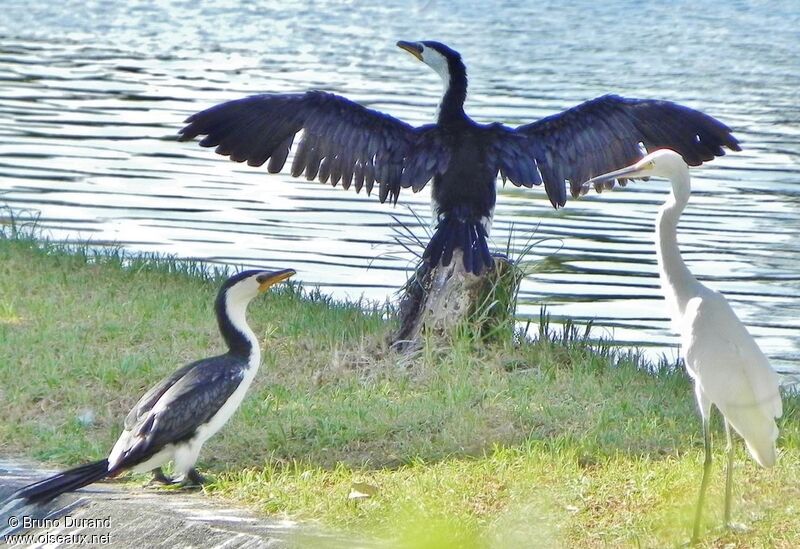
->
{"left": 0, "top": 300, "right": 22, "bottom": 325}
{"left": 2, "top": 210, "right": 799, "bottom": 547}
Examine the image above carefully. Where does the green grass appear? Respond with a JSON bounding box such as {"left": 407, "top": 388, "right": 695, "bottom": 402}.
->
{"left": 1, "top": 214, "right": 799, "bottom": 547}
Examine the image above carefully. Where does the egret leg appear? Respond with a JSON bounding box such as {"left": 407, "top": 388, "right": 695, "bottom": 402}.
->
{"left": 724, "top": 419, "right": 734, "bottom": 528}
{"left": 692, "top": 416, "right": 713, "bottom": 545}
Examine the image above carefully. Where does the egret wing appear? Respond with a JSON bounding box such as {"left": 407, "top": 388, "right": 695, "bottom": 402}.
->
{"left": 682, "top": 294, "right": 782, "bottom": 466}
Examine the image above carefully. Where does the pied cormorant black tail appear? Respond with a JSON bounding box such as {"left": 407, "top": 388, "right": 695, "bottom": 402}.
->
{"left": 7, "top": 460, "right": 111, "bottom": 505}
{"left": 424, "top": 206, "right": 492, "bottom": 274}
{"left": 2, "top": 268, "right": 295, "bottom": 510}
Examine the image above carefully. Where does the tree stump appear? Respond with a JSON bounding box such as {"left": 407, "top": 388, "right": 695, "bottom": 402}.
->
{"left": 391, "top": 251, "right": 522, "bottom": 351}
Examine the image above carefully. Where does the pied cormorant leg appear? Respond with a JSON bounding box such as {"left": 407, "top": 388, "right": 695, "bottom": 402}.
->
{"left": 150, "top": 467, "right": 174, "bottom": 485}
{"left": 185, "top": 468, "right": 207, "bottom": 487}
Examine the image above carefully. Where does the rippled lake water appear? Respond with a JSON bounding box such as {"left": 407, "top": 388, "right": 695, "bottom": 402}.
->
{"left": 1, "top": 0, "right": 798, "bottom": 372}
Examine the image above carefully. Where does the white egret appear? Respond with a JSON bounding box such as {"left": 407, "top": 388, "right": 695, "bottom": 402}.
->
{"left": 583, "top": 149, "right": 782, "bottom": 543}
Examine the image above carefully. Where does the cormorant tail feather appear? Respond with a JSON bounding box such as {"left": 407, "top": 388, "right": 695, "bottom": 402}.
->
{"left": 4, "top": 459, "right": 110, "bottom": 506}
{"left": 424, "top": 208, "right": 493, "bottom": 274}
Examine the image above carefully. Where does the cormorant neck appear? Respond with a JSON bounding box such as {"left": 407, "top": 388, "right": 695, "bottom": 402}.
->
{"left": 215, "top": 290, "right": 259, "bottom": 360}
{"left": 655, "top": 176, "right": 700, "bottom": 318}
{"left": 437, "top": 60, "right": 467, "bottom": 125}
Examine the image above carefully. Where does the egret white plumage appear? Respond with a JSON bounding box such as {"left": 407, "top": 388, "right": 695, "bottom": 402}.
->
{"left": 584, "top": 149, "right": 782, "bottom": 543}
{"left": 1, "top": 268, "right": 295, "bottom": 508}
{"left": 179, "top": 41, "right": 740, "bottom": 275}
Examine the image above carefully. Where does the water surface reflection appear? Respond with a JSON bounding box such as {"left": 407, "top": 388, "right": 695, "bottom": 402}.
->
{"left": 1, "top": 0, "right": 798, "bottom": 372}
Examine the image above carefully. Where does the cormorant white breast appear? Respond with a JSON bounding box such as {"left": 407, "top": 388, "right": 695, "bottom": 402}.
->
{"left": 2, "top": 268, "right": 294, "bottom": 506}
{"left": 180, "top": 41, "right": 740, "bottom": 274}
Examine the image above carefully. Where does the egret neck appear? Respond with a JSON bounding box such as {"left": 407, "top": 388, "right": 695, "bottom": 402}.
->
{"left": 655, "top": 169, "right": 701, "bottom": 318}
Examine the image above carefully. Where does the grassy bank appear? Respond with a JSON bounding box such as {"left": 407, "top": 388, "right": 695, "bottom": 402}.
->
{"left": 1, "top": 224, "right": 799, "bottom": 547}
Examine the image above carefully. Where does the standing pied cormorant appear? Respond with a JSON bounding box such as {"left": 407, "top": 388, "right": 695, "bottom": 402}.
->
{"left": 2, "top": 268, "right": 294, "bottom": 507}
{"left": 179, "top": 41, "right": 740, "bottom": 274}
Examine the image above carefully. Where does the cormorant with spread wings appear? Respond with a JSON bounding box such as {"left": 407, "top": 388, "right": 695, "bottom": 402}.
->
{"left": 180, "top": 40, "right": 739, "bottom": 274}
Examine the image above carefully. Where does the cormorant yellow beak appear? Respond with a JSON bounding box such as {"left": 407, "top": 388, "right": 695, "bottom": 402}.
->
{"left": 257, "top": 269, "right": 296, "bottom": 292}
{"left": 397, "top": 41, "right": 423, "bottom": 61}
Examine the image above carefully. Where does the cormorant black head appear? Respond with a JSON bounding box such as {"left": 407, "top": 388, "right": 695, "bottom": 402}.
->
{"left": 219, "top": 268, "right": 296, "bottom": 299}
{"left": 397, "top": 40, "right": 467, "bottom": 124}
{"left": 397, "top": 40, "right": 464, "bottom": 82}
{"left": 215, "top": 268, "right": 296, "bottom": 356}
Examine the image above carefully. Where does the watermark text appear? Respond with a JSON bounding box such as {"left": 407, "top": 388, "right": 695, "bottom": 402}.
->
{"left": 4, "top": 514, "right": 112, "bottom": 545}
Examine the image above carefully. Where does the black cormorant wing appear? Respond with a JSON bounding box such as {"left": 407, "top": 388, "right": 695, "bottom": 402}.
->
{"left": 493, "top": 94, "right": 740, "bottom": 208}
{"left": 123, "top": 361, "right": 196, "bottom": 431}
{"left": 114, "top": 355, "right": 246, "bottom": 466}
{"left": 180, "top": 91, "right": 447, "bottom": 204}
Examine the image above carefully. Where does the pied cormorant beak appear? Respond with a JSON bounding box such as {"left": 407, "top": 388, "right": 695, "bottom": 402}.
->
{"left": 257, "top": 268, "right": 296, "bottom": 292}
{"left": 397, "top": 40, "right": 423, "bottom": 61}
